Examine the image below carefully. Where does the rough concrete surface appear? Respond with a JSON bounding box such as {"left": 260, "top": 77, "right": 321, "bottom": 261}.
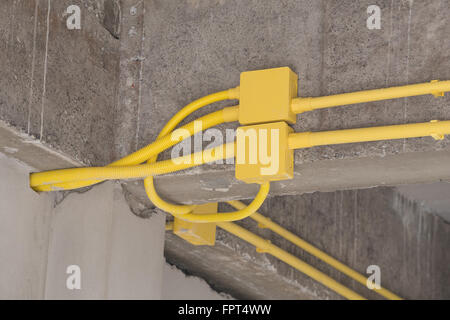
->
{"left": 0, "top": 155, "right": 166, "bottom": 299}
{"left": 0, "top": 0, "right": 119, "bottom": 165}
{"left": 397, "top": 182, "right": 450, "bottom": 221}
{"left": 166, "top": 186, "right": 450, "bottom": 300}
{"left": 1, "top": 0, "right": 449, "bottom": 299}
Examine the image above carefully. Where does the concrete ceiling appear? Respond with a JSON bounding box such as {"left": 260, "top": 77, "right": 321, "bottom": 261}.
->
{"left": 1, "top": 0, "right": 449, "bottom": 299}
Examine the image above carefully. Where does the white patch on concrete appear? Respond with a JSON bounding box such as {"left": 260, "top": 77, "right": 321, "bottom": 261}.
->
{"left": 162, "top": 262, "right": 233, "bottom": 300}
{"left": 396, "top": 182, "right": 450, "bottom": 222}
{"left": 2, "top": 146, "right": 18, "bottom": 154}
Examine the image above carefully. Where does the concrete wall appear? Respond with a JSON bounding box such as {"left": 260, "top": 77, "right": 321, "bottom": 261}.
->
{"left": 0, "top": 154, "right": 166, "bottom": 299}
{"left": 0, "top": 153, "right": 232, "bottom": 299}
{"left": 44, "top": 182, "right": 166, "bottom": 299}
{"left": 0, "top": 0, "right": 119, "bottom": 166}
{"left": 0, "top": 153, "right": 53, "bottom": 299}
{"left": 397, "top": 182, "right": 450, "bottom": 222}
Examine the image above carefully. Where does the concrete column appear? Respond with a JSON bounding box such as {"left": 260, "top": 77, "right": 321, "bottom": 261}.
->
{"left": 44, "top": 182, "right": 165, "bottom": 299}
{"left": 0, "top": 154, "right": 166, "bottom": 299}
{"left": 0, "top": 154, "right": 53, "bottom": 299}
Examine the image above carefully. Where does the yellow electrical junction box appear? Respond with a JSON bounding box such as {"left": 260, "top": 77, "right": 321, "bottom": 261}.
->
{"left": 235, "top": 121, "right": 294, "bottom": 184}
{"left": 238, "top": 67, "right": 298, "bottom": 125}
{"left": 173, "top": 203, "right": 217, "bottom": 246}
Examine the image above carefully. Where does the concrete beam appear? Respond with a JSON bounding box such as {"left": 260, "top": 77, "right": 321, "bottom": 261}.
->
{"left": 135, "top": 149, "right": 450, "bottom": 204}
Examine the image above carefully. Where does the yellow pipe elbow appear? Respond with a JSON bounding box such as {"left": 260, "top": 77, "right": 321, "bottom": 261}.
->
{"left": 169, "top": 182, "right": 269, "bottom": 223}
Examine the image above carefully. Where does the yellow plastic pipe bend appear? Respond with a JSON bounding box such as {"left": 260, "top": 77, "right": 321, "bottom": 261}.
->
{"left": 171, "top": 182, "right": 269, "bottom": 223}
{"left": 141, "top": 89, "right": 240, "bottom": 219}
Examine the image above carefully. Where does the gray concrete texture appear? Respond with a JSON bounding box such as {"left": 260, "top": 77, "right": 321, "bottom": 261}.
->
{"left": 0, "top": 0, "right": 119, "bottom": 165}
{"left": 0, "top": 154, "right": 166, "bottom": 299}
{"left": 1, "top": 0, "right": 450, "bottom": 299}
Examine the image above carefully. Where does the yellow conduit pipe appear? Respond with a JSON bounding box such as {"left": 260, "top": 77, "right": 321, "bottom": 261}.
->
{"left": 159, "top": 87, "right": 240, "bottom": 136}
{"left": 227, "top": 200, "right": 402, "bottom": 300}
{"left": 291, "top": 80, "right": 450, "bottom": 114}
{"left": 30, "top": 86, "right": 449, "bottom": 222}
{"left": 113, "top": 105, "right": 239, "bottom": 166}
{"left": 216, "top": 221, "right": 366, "bottom": 300}
{"left": 288, "top": 120, "right": 450, "bottom": 150}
